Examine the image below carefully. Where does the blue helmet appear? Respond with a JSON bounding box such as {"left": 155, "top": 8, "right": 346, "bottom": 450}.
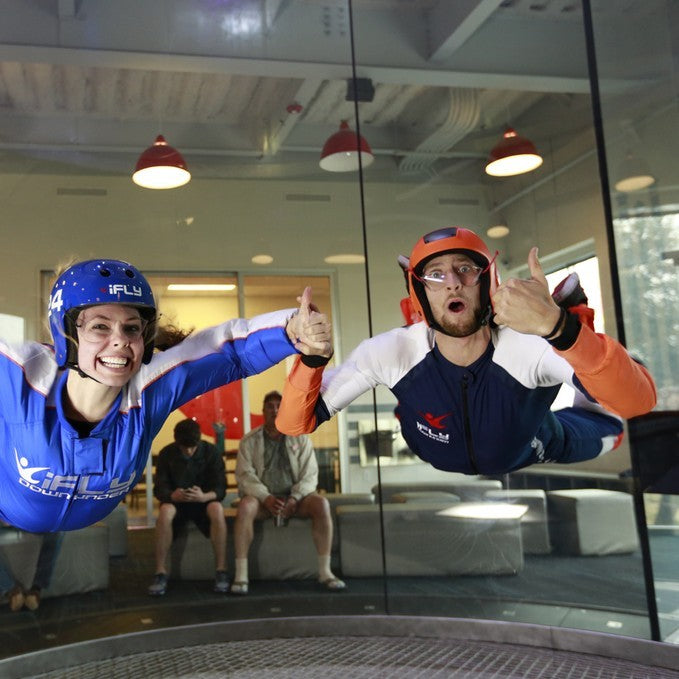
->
{"left": 48, "top": 259, "right": 156, "bottom": 368}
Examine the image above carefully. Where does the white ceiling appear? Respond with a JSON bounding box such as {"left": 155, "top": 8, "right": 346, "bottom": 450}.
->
{"left": 0, "top": 0, "right": 661, "bottom": 186}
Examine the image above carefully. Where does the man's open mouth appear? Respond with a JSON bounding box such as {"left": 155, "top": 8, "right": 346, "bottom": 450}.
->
{"left": 448, "top": 300, "right": 465, "bottom": 313}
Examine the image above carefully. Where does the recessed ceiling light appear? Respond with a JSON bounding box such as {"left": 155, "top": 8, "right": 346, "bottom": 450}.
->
{"left": 167, "top": 284, "right": 236, "bottom": 292}
{"left": 614, "top": 152, "right": 656, "bottom": 192}
{"left": 324, "top": 254, "right": 365, "bottom": 264}
{"left": 251, "top": 254, "right": 274, "bottom": 265}
{"left": 487, "top": 225, "right": 510, "bottom": 239}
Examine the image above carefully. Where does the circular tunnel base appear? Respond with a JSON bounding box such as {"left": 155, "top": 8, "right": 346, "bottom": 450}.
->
{"left": 1, "top": 616, "right": 678, "bottom": 678}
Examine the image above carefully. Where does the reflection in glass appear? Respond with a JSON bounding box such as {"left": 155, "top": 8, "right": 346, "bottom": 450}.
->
{"left": 586, "top": 0, "right": 679, "bottom": 643}
{"left": 352, "top": 0, "right": 655, "bottom": 642}
{"left": 2, "top": 0, "right": 678, "bottom": 668}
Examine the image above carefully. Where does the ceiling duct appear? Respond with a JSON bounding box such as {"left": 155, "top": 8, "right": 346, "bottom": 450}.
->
{"left": 399, "top": 88, "right": 480, "bottom": 175}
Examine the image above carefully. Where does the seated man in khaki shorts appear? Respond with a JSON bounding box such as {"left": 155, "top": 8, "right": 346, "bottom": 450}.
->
{"left": 231, "top": 390, "right": 345, "bottom": 595}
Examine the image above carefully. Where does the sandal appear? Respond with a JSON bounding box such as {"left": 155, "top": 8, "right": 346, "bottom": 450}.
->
{"left": 230, "top": 581, "right": 249, "bottom": 595}
{"left": 24, "top": 588, "right": 41, "bottom": 611}
{"left": 8, "top": 585, "right": 24, "bottom": 612}
{"left": 320, "top": 577, "right": 347, "bottom": 591}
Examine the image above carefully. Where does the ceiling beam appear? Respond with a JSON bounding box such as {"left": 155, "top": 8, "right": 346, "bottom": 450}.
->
{"left": 265, "top": 78, "right": 323, "bottom": 156}
{"left": 427, "top": 0, "right": 505, "bottom": 62}
{"left": 0, "top": 0, "right": 651, "bottom": 97}
{"left": 0, "top": 43, "right": 602, "bottom": 94}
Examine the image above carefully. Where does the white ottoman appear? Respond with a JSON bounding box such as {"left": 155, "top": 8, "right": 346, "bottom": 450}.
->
{"left": 336, "top": 502, "right": 524, "bottom": 577}
{"left": 391, "top": 491, "right": 460, "bottom": 504}
{"left": 448, "top": 480, "right": 503, "bottom": 502}
{"left": 100, "top": 503, "right": 128, "bottom": 557}
{"left": 371, "top": 480, "right": 502, "bottom": 503}
{"left": 46, "top": 525, "right": 110, "bottom": 597}
{"left": 325, "top": 492, "right": 375, "bottom": 554}
{"left": 485, "top": 489, "right": 551, "bottom": 554}
{"left": 0, "top": 525, "right": 110, "bottom": 599}
{"left": 169, "top": 523, "right": 225, "bottom": 581}
{"left": 547, "top": 489, "right": 639, "bottom": 555}
{"left": 170, "top": 517, "right": 320, "bottom": 581}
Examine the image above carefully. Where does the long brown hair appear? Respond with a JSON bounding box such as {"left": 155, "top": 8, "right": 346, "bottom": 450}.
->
{"left": 153, "top": 321, "right": 193, "bottom": 351}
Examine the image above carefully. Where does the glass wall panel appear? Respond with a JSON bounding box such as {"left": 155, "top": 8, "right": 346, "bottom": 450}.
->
{"left": 351, "top": 0, "right": 650, "bottom": 637}
{"left": 0, "top": 0, "right": 379, "bottom": 660}
{"left": 3, "top": 0, "right": 678, "bottom": 668}
{"left": 588, "top": 0, "right": 679, "bottom": 643}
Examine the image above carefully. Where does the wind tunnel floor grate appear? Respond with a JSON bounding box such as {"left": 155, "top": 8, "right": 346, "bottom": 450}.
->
{"left": 31, "top": 635, "right": 679, "bottom": 678}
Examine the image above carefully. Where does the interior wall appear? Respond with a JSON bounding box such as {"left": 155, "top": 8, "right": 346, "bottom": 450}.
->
{"left": 150, "top": 287, "right": 335, "bottom": 454}
{"left": 1, "top": 160, "right": 635, "bottom": 478}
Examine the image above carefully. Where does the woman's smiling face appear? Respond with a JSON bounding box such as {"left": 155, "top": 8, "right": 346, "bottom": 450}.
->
{"left": 75, "top": 304, "right": 146, "bottom": 386}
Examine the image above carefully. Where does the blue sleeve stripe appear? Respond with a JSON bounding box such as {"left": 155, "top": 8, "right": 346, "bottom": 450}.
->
{"left": 573, "top": 374, "right": 597, "bottom": 403}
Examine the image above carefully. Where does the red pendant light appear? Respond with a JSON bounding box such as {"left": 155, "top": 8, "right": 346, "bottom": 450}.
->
{"left": 319, "top": 121, "right": 374, "bottom": 172}
{"left": 132, "top": 135, "right": 191, "bottom": 189}
{"left": 485, "top": 127, "right": 543, "bottom": 177}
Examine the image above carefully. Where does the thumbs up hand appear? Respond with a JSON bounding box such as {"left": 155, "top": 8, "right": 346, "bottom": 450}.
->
{"left": 491, "top": 247, "right": 563, "bottom": 338}
{"left": 286, "top": 287, "right": 333, "bottom": 357}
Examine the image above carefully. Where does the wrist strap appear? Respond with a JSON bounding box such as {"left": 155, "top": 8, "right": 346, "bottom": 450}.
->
{"left": 548, "top": 312, "right": 581, "bottom": 350}
{"left": 541, "top": 307, "right": 567, "bottom": 340}
{"left": 300, "top": 354, "right": 332, "bottom": 368}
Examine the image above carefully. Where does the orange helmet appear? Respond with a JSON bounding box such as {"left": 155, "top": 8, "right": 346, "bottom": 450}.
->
{"left": 405, "top": 227, "right": 499, "bottom": 329}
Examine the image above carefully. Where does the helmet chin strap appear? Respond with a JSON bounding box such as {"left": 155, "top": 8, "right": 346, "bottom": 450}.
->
{"left": 480, "top": 303, "right": 493, "bottom": 327}
{"left": 64, "top": 321, "right": 103, "bottom": 383}
{"left": 69, "top": 363, "right": 103, "bottom": 384}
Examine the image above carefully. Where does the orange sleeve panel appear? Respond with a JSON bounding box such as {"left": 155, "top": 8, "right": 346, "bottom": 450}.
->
{"left": 275, "top": 355, "right": 323, "bottom": 435}
{"left": 555, "top": 326, "right": 657, "bottom": 419}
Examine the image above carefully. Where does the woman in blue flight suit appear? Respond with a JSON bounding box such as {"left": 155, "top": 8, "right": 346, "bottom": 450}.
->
{"left": 0, "top": 259, "right": 329, "bottom": 533}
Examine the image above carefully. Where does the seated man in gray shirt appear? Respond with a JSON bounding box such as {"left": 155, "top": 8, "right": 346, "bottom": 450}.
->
{"left": 232, "top": 390, "right": 345, "bottom": 594}
{"left": 148, "top": 418, "right": 228, "bottom": 596}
